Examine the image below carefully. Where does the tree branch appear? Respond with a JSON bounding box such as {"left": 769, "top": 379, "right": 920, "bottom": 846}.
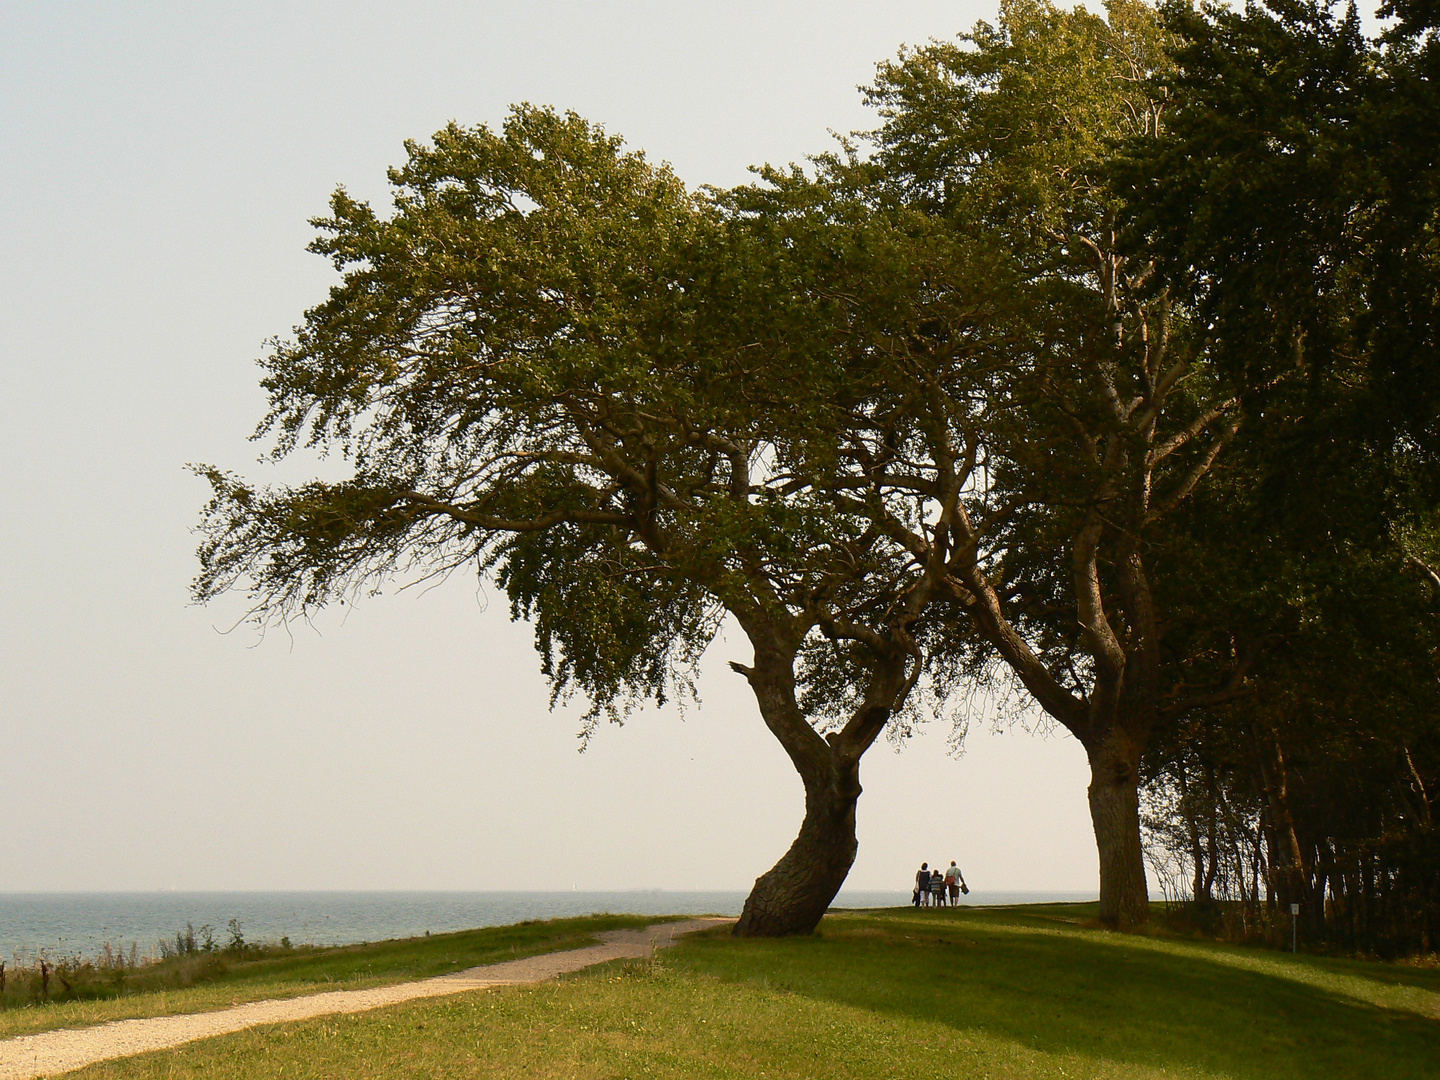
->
{"left": 399, "top": 490, "right": 629, "bottom": 531}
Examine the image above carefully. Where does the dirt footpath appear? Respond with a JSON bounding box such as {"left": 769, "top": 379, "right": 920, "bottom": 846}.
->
{"left": 0, "top": 918, "right": 732, "bottom": 1079}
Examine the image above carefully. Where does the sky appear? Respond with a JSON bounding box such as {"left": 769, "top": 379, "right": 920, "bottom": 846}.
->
{"left": 0, "top": 0, "right": 1105, "bottom": 895}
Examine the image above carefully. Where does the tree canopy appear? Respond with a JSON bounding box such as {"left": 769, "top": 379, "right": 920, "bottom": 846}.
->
{"left": 198, "top": 0, "right": 1439, "bottom": 946}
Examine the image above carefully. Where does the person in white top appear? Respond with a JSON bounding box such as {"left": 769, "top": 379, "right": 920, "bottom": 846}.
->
{"left": 944, "top": 861, "right": 967, "bottom": 904}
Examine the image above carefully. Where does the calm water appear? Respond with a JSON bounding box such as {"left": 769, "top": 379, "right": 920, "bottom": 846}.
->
{"left": 0, "top": 890, "right": 1097, "bottom": 962}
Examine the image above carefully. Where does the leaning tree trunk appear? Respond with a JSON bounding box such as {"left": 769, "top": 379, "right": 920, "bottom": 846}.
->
{"left": 1085, "top": 731, "right": 1150, "bottom": 929}
{"left": 724, "top": 607, "right": 914, "bottom": 938}
{"left": 733, "top": 755, "right": 861, "bottom": 937}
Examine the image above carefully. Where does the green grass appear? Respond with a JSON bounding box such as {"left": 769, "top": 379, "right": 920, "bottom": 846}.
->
{"left": 0, "top": 913, "right": 656, "bottom": 1040}
{"left": 55, "top": 904, "right": 1440, "bottom": 1080}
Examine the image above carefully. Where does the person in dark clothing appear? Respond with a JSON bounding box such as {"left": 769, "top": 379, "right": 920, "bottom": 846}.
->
{"left": 914, "top": 862, "right": 931, "bottom": 907}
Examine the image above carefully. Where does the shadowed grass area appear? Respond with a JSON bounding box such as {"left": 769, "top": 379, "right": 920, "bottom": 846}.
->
{"left": 0, "top": 913, "right": 657, "bottom": 1040}
{"left": 57, "top": 905, "right": 1440, "bottom": 1080}
{"left": 676, "top": 906, "right": 1440, "bottom": 1078}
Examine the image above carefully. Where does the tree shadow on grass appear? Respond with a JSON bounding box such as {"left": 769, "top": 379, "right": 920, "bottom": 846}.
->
{"left": 676, "top": 909, "right": 1440, "bottom": 1080}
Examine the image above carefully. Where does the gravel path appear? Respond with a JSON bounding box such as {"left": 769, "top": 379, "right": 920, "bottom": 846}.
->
{"left": 0, "top": 918, "right": 732, "bottom": 1079}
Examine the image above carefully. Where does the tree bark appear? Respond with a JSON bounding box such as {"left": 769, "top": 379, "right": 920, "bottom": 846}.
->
{"left": 1175, "top": 763, "right": 1207, "bottom": 902}
{"left": 724, "top": 614, "right": 910, "bottom": 939}
{"left": 1086, "top": 732, "right": 1150, "bottom": 929}
{"left": 1255, "top": 724, "right": 1307, "bottom": 909}
{"left": 733, "top": 754, "right": 862, "bottom": 937}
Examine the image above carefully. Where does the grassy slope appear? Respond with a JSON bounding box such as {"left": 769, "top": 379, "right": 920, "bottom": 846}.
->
{"left": 52, "top": 905, "right": 1440, "bottom": 1079}
{"left": 0, "top": 914, "right": 655, "bottom": 1040}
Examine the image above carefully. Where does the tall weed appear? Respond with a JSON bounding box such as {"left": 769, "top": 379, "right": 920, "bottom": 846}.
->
{"left": 3, "top": 921, "right": 296, "bottom": 1010}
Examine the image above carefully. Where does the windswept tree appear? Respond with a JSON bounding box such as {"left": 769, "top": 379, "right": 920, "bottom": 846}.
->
{"left": 194, "top": 107, "right": 987, "bottom": 936}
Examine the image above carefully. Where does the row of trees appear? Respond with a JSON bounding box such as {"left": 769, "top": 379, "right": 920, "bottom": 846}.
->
{"left": 1123, "top": 0, "right": 1440, "bottom": 956}
{"left": 196, "top": 0, "right": 1439, "bottom": 943}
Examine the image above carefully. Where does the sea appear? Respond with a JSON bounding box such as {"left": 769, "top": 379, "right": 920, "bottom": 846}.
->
{"left": 0, "top": 890, "right": 1098, "bottom": 963}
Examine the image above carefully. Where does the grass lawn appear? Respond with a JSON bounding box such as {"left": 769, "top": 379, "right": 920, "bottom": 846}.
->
{"left": 57, "top": 904, "right": 1440, "bottom": 1080}
{"left": 0, "top": 914, "right": 656, "bottom": 1040}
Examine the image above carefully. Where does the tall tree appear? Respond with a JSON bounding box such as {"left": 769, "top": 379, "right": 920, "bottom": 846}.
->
{"left": 1109, "top": 0, "right": 1440, "bottom": 949}
{"left": 789, "top": 0, "right": 1256, "bottom": 928}
{"left": 194, "top": 107, "right": 965, "bottom": 936}
{"left": 1112, "top": 0, "right": 1440, "bottom": 950}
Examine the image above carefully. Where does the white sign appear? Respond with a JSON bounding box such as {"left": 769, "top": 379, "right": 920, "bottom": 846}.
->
{"left": 1290, "top": 903, "right": 1300, "bottom": 914}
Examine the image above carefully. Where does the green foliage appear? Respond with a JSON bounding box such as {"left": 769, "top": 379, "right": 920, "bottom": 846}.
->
{"left": 195, "top": 106, "right": 731, "bottom": 724}
{"left": 192, "top": 0, "right": 1439, "bottom": 935}
{"left": 1115, "top": 0, "right": 1440, "bottom": 480}
{"left": 195, "top": 103, "right": 941, "bottom": 740}
{"left": 866, "top": 0, "right": 1173, "bottom": 246}
{"left": 1114, "top": 0, "right": 1440, "bottom": 954}
{"left": 761, "top": 0, "right": 1248, "bottom": 749}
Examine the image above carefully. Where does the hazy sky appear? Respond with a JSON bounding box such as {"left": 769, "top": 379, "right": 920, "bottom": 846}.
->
{"left": 0, "top": 0, "right": 1105, "bottom": 895}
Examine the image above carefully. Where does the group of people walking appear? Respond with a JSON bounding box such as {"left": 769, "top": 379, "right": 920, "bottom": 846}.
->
{"left": 913, "top": 861, "right": 967, "bottom": 907}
